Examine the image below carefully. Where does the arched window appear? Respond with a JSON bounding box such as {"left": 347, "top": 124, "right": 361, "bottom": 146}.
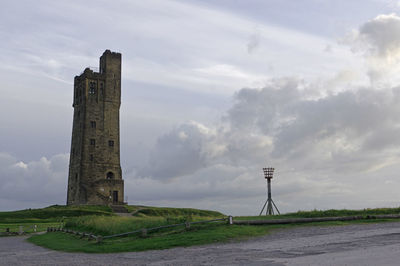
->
{"left": 106, "top": 172, "right": 114, "bottom": 179}
{"left": 89, "top": 82, "right": 96, "bottom": 94}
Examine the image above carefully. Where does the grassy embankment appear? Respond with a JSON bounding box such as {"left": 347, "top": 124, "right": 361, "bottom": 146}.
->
{"left": 0, "top": 205, "right": 112, "bottom": 234}
{"left": 27, "top": 206, "right": 400, "bottom": 253}
{"left": 62, "top": 206, "right": 223, "bottom": 236}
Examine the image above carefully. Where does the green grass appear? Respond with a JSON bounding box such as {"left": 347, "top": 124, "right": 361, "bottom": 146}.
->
{"left": 0, "top": 205, "right": 113, "bottom": 223}
{"left": 28, "top": 218, "right": 400, "bottom": 253}
{"left": 0, "top": 222, "right": 61, "bottom": 234}
{"left": 64, "top": 214, "right": 224, "bottom": 236}
{"left": 65, "top": 216, "right": 184, "bottom": 236}
{"left": 61, "top": 205, "right": 225, "bottom": 236}
{"left": 0, "top": 205, "right": 113, "bottom": 235}
{"left": 29, "top": 223, "right": 270, "bottom": 253}
{"left": 20, "top": 206, "right": 400, "bottom": 253}
{"left": 0, "top": 204, "right": 224, "bottom": 236}
{"left": 0, "top": 205, "right": 224, "bottom": 224}
{"left": 235, "top": 207, "right": 400, "bottom": 221}
{"left": 126, "top": 205, "right": 224, "bottom": 218}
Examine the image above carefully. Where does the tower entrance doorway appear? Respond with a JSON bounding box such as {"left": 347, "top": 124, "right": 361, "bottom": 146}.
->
{"left": 113, "top": 191, "right": 118, "bottom": 204}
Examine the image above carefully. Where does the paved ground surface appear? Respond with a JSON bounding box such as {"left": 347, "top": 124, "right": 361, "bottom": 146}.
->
{"left": 2, "top": 222, "right": 400, "bottom": 265}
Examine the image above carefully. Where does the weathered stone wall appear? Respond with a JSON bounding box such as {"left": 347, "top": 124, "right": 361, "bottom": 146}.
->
{"left": 67, "top": 50, "right": 124, "bottom": 205}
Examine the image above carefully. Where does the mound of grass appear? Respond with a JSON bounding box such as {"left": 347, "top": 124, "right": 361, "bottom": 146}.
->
{"left": 0, "top": 205, "right": 113, "bottom": 223}
{"left": 0, "top": 204, "right": 224, "bottom": 236}
{"left": 64, "top": 214, "right": 222, "bottom": 236}
{"left": 128, "top": 206, "right": 224, "bottom": 218}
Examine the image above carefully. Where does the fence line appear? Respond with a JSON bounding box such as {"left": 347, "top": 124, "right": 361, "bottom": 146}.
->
{"left": 103, "top": 217, "right": 227, "bottom": 239}
{"left": 47, "top": 214, "right": 400, "bottom": 243}
{"left": 0, "top": 224, "right": 40, "bottom": 236}
{"left": 48, "top": 217, "right": 230, "bottom": 243}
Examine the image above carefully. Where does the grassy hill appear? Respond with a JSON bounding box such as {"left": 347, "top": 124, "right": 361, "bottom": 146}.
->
{"left": 127, "top": 205, "right": 224, "bottom": 218}
{"left": 0, "top": 204, "right": 224, "bottom": 236}
{"left": 3, "top": 205, "right": 400, "bottom": 253}
{"left": 0, "top": 205, "right": 113, "bottom": 223}
{"left": 0, "top": 205, "right": 224, "bottom": 223}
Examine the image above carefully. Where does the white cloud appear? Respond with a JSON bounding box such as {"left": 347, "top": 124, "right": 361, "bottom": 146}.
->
{"left": 343, "top": 13, "right": 400, "bottom": 84}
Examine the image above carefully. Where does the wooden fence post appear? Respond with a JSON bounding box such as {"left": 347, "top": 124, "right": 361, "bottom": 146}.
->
{"left": 18, "top": 226, "right": 23, "bottom": 235}
{"left": 141, "top": 228, "right": 147, "bottom": 238}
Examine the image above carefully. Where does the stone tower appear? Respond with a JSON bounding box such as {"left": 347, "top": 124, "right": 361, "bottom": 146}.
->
{"left": 67, "top": 50, "right": 124, "bottom": 205}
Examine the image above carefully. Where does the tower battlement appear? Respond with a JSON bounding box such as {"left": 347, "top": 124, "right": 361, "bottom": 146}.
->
{"left": 67, "top": 50, "right": 124, "bottom": 205}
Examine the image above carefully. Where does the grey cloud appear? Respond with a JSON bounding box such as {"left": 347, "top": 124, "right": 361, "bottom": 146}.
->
{"left": 228, "top": 79, "right": 400, "bottom": 168}
{"left": 358, "top": 13, "right": 400, "bottom": 58}
{"left": 137, "top": 121, "right": 217, "bottom": 180}
{"left": 227, "top": 77, "right": 302, "bottom": 133}
{"left": 0, "top": 153, "right": 17, "bottom": 169}
{"left": 49, "top": 154, "right": 70, "bottom": 173}
{"left": 0, "top": 153, "right": 68, "bottom": 210}
{"left": 136, "top": 76, "right": 400, "bottom": 214}
{"left": 343, "top": 13, "right": 400, "bottom": 58}
{"left": 343, "top": 13, "right": 400, "bottom": 83}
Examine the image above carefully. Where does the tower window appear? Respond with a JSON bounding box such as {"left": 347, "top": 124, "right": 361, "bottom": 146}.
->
{"left": 89, "top": 82, "right": 96, "bottom": 94}
{"left": 108, "top": 140, "right": 114, "bottom": 147}
{"left": 90, "top": 139, "right": 96, "bottom": 145}
{"left": 90, "top": 154, "right": 94, "bottom": 161}
{"left": 90, "top": 121, "right": 96, "bottom": 128}
{"left": 106, "top": 172, "right": 114, "bottom": 179}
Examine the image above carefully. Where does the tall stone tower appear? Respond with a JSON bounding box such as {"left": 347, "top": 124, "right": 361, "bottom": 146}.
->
{"left": 67, "top": 50, "right": 124, "bottom": 205}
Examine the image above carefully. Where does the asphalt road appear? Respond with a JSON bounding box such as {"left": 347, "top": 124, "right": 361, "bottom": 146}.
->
{"left": 2, "top": 221, "right": 400, "bottom": 265}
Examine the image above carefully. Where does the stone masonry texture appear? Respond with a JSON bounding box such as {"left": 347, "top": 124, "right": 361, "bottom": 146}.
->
{"left": 67, "top": 50, "right": 124, "bottom": 205}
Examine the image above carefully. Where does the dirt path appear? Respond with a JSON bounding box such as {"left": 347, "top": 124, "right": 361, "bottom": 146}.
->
{"left": 2, "top": 222, "right": 400, "bottom": 265}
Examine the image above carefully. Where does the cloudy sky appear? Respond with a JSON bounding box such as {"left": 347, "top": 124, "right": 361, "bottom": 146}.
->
{"left": 2, "top": 0, "right": 400, "bottom": 215}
